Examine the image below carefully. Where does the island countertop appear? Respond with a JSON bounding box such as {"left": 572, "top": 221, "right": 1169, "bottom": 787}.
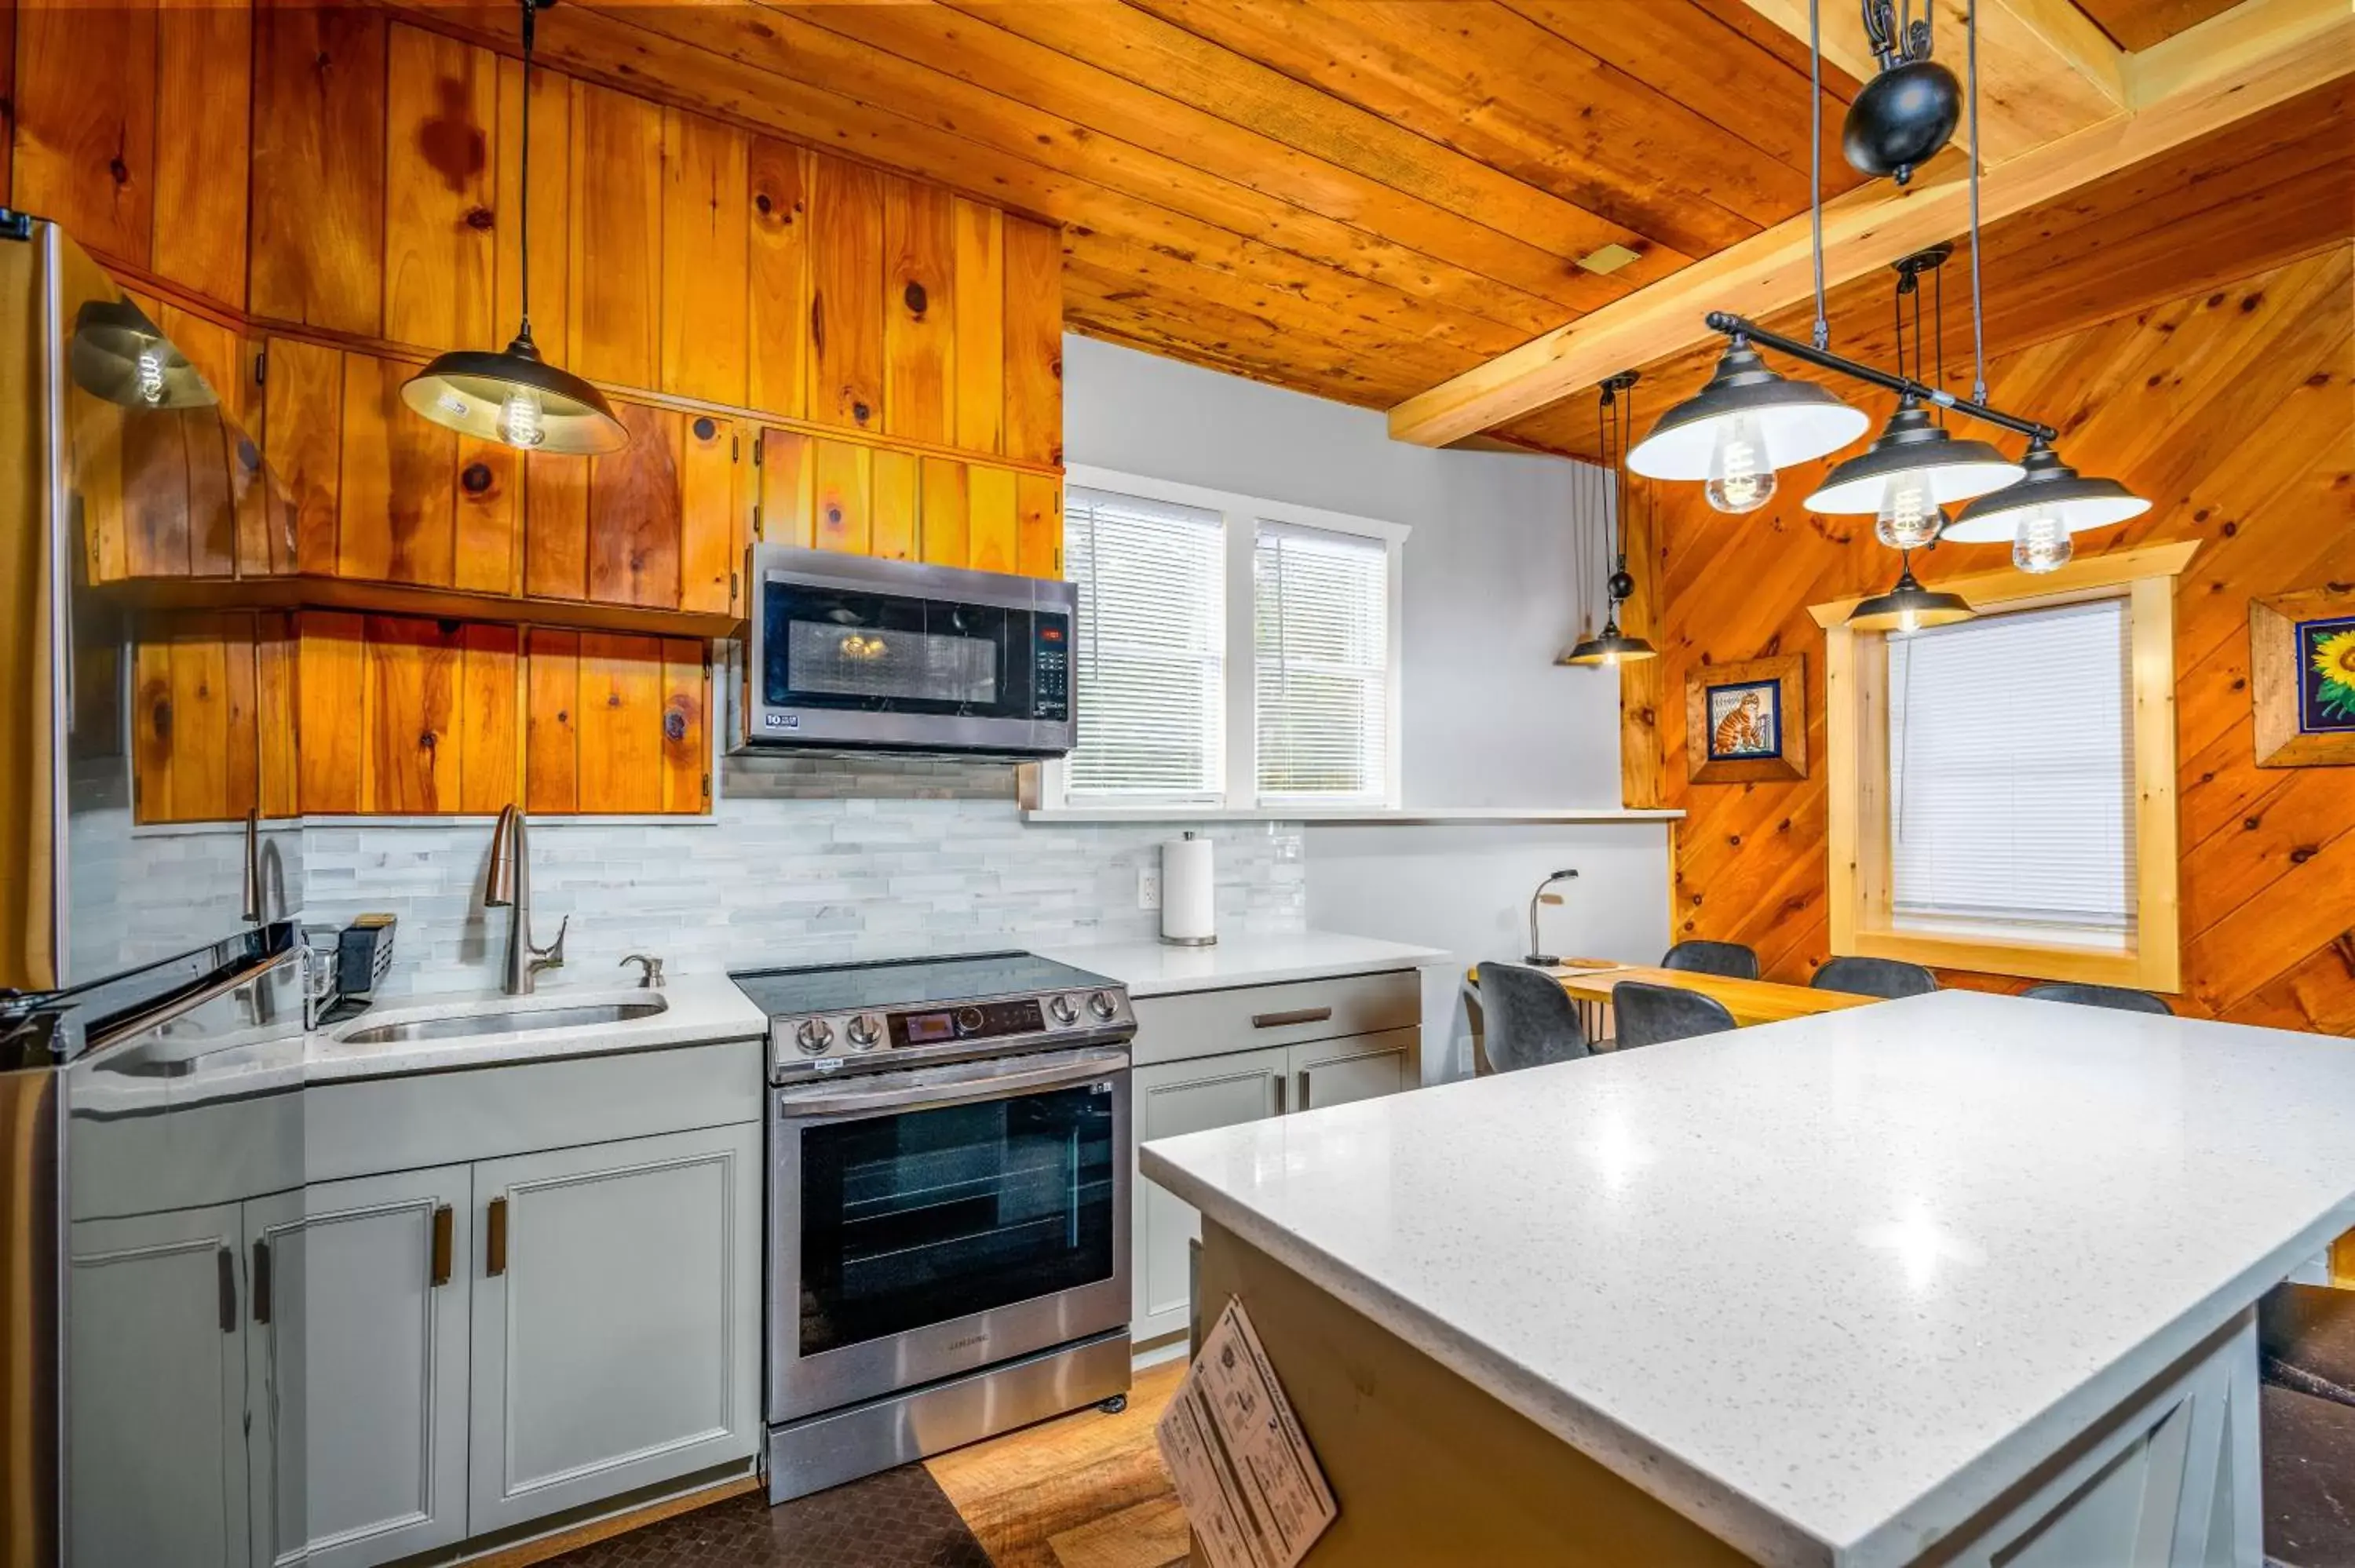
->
{"left": 1139, "top": 990, "right": 2355, "bottom": 1567}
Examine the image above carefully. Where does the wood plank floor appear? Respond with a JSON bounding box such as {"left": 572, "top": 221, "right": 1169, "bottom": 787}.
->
{"left": 923, "top": 1358, "right": 1190, "bottom": 1568}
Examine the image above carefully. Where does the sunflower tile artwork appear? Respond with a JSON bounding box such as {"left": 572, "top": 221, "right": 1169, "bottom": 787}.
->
{"left": 2251, "top": 589, "right": 2355, "bottom": 768}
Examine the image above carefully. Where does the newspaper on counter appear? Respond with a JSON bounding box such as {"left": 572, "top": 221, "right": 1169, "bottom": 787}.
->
{"left": 1155, "top": 1297, "right": 1338, "bottom": 1568}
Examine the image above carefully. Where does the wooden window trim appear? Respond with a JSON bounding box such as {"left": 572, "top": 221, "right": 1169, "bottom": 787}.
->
{"left": 1809, "top": 541, "right": 2198, "bottom": 993}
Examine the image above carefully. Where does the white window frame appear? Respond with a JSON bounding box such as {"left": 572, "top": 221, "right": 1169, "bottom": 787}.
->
{"left": 1040, "top": 464, "right": 1408, "bottom": 813}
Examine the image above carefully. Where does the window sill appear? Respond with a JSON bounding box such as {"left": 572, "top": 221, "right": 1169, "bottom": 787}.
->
{"left": 1847, "top": 928, "right": 2179, "bottom": 993}
{"left": 1021, "top": 805, "right": 1685, "bottom": 826}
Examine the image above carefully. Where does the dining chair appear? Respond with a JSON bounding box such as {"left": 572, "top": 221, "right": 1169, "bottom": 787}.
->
{"left": 1476, "top": 961, "right": 1590, "bottom": 1073}
{"left": 1612, "top": 981, "right": 1738, "bottom": 1049}
{"left": 1659, "top": 940, "right": 1760, "bottom": 980}
{"left": 1810, "top": 956, "right": 1940, "bottom": 999}
{"left": 2021, "top": 982, "right": 2174, "bottom": 1016}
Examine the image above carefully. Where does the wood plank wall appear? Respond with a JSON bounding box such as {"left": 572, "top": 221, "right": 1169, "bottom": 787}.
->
{"left": 1623, "top": 246, "right": 2355, "bottom": 1032}
{"left": 7, "top": 4, "right": 1064, "bottom": 819}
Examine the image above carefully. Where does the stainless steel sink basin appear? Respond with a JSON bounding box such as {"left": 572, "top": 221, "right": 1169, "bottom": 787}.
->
{"left": 338, "top": 997, "right": 667, "bottom": 1047}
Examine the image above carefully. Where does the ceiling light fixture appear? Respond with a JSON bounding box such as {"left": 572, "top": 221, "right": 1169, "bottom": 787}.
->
{"left": 1942, "top": 437, "right": 2152, "bottom": 571}
{"left": 1564, "top": 372, "right": 1659, "bottom": 668}
{"left": 403, "top": 0, "right": 626, "bottom": 456}
{"left": 1628, "top": 0, "right": 1868, "bottom": 508}
{"left": 1847, "top": 553, "right": 1975, "bottom": 636}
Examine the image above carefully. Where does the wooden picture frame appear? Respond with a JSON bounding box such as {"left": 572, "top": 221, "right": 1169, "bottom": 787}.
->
{"left": 1685, "top": 655, "right": 1806, "bottom": 784}
{"left": 2252, "top": 587, "right": 2355, "bottom": 768}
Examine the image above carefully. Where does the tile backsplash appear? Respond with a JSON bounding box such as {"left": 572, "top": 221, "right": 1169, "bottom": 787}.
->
{"left": 277, "top": 756, "right": 1306, "bottom": 995}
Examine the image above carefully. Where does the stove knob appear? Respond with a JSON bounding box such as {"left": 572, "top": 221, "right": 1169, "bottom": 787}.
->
{"left": 1049, "top": 994, "right": 1080, "bottom": 1026}
{"left": 954, "top": 1005, "right": 986, "bottom": 1036}
{"left": 1087, "top": 991, "right": 1119, "bottom": 1022}
{"left": 794, "top": 1018, "right": 835, "bottom": 1055}
{"left": 846, "top": 1013, "right": 883, "bottom": 1050}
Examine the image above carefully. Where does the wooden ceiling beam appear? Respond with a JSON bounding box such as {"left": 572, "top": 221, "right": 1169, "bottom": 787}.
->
{"left": 1387, "top": 0, "right": 2352, "bottom": 448}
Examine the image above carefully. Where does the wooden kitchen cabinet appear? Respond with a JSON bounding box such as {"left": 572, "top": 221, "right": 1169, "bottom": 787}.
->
{"left": 243, "top": 1166, "right": 473, "bottom": 1568}
{"left": 67, "top": 1204, "right": 251, "bottom": 1568}
{"left": 467, "top": 1124, "right": 762, "bottom": 1533}
{"left": 1132, "top": 1046, "right": 1291, "bottom": 1344}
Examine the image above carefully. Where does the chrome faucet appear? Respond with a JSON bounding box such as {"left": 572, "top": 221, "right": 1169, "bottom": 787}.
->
{"left": 484, "top": 804, "right": 567, "bottom": 995}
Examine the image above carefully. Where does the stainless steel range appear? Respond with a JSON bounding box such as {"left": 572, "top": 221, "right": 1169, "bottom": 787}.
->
{"left": 732, "top": 952, "right": 1136, "bottom": 1502}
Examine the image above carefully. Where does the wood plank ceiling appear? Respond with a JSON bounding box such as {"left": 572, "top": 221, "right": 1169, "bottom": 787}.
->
{"left": 395, "top": 0, "right": 2327, "bottom": 455}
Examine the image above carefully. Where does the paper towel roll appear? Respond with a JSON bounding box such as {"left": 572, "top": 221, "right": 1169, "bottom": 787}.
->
{"left": 1161, "top": 833, "right": 1217, "bottom": 946}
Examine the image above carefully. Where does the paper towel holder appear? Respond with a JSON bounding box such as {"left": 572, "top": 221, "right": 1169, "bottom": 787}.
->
{"left": 1160, "top": 830, "right": 1218, "bottom": 947}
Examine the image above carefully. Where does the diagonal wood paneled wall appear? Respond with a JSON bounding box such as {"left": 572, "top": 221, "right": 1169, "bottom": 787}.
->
{"left": 1627, "top": 244, "right": 2355, "bottom": 1033}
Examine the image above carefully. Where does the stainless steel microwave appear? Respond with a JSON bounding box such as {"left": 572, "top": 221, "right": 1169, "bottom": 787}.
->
{"left": 741, "top": 546, "right": 1078, "bottom": 757}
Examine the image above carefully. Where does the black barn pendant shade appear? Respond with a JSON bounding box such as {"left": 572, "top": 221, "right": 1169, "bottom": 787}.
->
{"left": 1803, "top": 398, "right": 2021, "bottom": 515}
{"left": 1564, "top": 373, "right": 1658, "bottom": 668}
{"left": 1943, "top": 439, "right": 2152, "bottom": 542}
{"left": 1847, "top": 556, "right": 1974, "bottom": 634}
{"left": 403, "top": 0, "right": 626, "bottom": 456}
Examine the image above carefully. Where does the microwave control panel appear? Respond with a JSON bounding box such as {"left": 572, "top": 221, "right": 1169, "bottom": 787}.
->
{"left": 1032, "top": 615, "right": 1071, "bottom": 720}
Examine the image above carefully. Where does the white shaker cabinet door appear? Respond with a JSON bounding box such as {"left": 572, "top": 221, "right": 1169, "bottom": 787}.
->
{"left": 243, "top": 1165, "right": 471, "bottom": 1568}
{"left": 67, "top": 1204, "right": 250, "bottom": 1568}
{"left": 1286, "top": 1026, "right": 1418, "bottom": 1114}
{"left": 1131, "top": 1046, "right": 1290, "bottom": 1344}
{"left": 467, "top": 1123, "right": 762, "bottom": 1534}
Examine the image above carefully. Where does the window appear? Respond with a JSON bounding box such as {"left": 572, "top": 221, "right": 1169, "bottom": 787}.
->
{"left": 1887, "top": 600, "right": 2133, "bottom": 948}
{"left": 1046, "top": 467, "right": 1408, "bottom": 813}
{"left": 1255, "top": 523, "right": 1391, "bottom": 804}
{"left": 1063, "top": 487, "right": 1226, "bottom": 803}
{"left": 1816, "top": 542, "right": 2193, "bottom": 992}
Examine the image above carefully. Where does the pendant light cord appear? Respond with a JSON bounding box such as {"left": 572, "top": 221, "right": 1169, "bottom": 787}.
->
{"left": 517, "top": 0, "right": 537, "bottom": 339}
{"left": 1966, "top": 0, "right": 1987, "bottom": 405}
{"left": 1809, "top": 0, "right": 1828, "bottom": 351}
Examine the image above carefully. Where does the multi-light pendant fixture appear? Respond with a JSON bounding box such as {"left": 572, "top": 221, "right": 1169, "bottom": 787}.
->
{"left": 403, "top": 0, "right": 628, "bottom": 456}
{"left": 1623, "top": 0, "right": 2149, "bottom": 630}
{"left": 1561, "top": 372, "right": 1657, "bottom": 668}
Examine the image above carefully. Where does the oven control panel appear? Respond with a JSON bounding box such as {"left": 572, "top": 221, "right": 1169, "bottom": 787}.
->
{"left": 770, "top": 988, "right": 1134, "bottom": 1080}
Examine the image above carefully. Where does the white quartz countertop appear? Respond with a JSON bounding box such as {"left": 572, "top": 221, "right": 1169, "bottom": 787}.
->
{"left": 1038, "top": 930, "right": 1448, "bottom": 997}
{"left": 1139, "top": 990, "right": 2355, "bottom": 1568}
{"left": 76, "top": 975, "right": 767, "bottom": 1110}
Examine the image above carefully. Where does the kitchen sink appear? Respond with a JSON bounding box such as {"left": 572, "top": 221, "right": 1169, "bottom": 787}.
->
{"left": 337, "top": 997, "right": 668, "bottom": 1046}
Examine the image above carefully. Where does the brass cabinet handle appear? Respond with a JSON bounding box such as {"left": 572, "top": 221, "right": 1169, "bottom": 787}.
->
{"left": 430, "top": 1205, "right": 454, "bottom": 1288}
{"left": 250, "top": 1238, "right": 272, "bottom": 1326}
{"left": 486, "top": 1196, "right": 508, "bottom": 1278}
{"left": 1252, "top": 1007, "right": 1331, "bottom": 1030}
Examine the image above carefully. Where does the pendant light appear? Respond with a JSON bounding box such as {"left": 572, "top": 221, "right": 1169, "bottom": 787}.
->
{"left": 1564, "top": 373, "right": 1658, "bottom": 668}
{"left": 1804, "top": 396, "right": 2021, "bottom": 520}
{"left": 71, "top": 299, "right": 217, "bottom": 410}
{"left": 1848, "top": 552, "right": 1974, "bottom": 635}
{"left": 1941, "top": 439, "right": 2152, "bottom": 573}
{"left": 402, "top": 0, "right": 626, "bottom": 455}
{"left": 1627, "top": 0, "right": 1867, "bottom": 511}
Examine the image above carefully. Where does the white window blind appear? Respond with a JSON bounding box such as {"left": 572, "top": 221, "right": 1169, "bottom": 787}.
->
{"left": 1887, "top": 599, "right": 2135, "bottom": 947}
{"left": 1254, "top": 521, "right": 1391, "bottom": 802}
{"left": 1061, "top": 486, "right": 1225, "bottom": 801}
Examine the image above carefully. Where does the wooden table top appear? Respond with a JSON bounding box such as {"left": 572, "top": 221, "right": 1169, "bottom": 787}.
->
{"left": 1546, "top": 965, "right": 1878, "bottom": 1026}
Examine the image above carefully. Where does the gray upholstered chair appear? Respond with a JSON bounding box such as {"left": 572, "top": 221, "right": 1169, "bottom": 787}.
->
{"left": 1660, "top": 940, "right": 1760, "bottom": 980}
{"left": 1612, "top": 981, "right": 1737, "bottom": 1049}
{"left": 2021, "top": 982, "right": 2173, "bottom": 1016}
{"left": 1476, "top": 961, "right": 1590, "bottom": 1073}
{"left": 1811, "top": 956, "right": 1939, "bottom": 999}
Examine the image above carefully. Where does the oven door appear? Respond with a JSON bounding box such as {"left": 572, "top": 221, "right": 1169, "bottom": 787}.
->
{"left": 768, "top": 1045, "right": 1130, "bottom": 1422}
{"left": 746, "top": 547, "right": 1075, "bottom": 756}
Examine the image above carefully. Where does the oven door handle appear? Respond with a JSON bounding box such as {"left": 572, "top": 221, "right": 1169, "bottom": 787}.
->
{"left": 774, "top": 1046, "right": 1129, "bottom": 1119}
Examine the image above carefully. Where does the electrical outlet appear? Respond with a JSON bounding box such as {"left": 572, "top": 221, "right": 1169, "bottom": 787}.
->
{"left": 1137, "top": 866, "right": 1162, "bottom": 910}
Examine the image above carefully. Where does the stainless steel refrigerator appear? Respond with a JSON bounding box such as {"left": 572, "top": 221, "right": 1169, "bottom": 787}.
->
{"left": 1, "top": 218, "right": 307, "bottom": 1568}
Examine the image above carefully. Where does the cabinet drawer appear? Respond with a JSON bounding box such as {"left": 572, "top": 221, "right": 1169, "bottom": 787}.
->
{"left": 1131, "top": 969, "right": 1421, "bottom": 1067}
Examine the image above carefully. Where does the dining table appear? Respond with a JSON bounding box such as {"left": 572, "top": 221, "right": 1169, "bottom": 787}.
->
{"left": 1467, "top": 961, "right": 1879, "bottom": 1053}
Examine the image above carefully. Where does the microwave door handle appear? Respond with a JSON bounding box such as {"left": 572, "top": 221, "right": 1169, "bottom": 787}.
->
{"left": 775, "top": 1048, "right": 1127, "bottom": 1119}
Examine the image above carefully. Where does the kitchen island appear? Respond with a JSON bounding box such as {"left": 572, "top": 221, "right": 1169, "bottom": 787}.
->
{"left": 1141, "top": 990, "right": 2355, "bottom": 1567}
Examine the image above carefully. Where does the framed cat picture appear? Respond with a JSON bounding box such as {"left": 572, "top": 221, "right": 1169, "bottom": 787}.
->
{"left": 2252, "top": 587, "right": 2355, "bottom": 768}
{"left": 1686, "top": 655, "right": 1806, "bottom": 784}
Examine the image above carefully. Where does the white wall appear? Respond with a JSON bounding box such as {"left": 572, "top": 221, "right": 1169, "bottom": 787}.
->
{"left": 1064, "top": 334, "right": 1622, "bottom": 808}
{"left": 1066, "top": 334, "right": 1673, "bottom": 1076}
